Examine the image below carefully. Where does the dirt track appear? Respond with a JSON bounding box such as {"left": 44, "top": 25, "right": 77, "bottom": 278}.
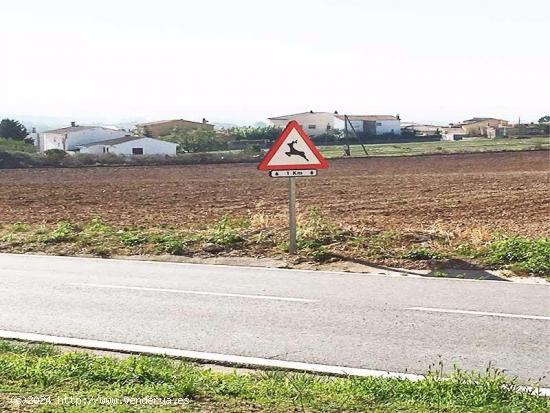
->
{"left": 0, "top": 151, "right": 548, "bottom": 237}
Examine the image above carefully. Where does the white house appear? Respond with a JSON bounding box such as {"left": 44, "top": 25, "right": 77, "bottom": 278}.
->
{"left": 77, "top": 136, "right": 177, "bottom": 156}
{"left": 37, "top": 123, "right": 128, "bottom": 152}
{"left": 441, "top": 127, "right": 468, "bottom": 141}
{"left": 268, "top": 111, "right": 401, "bottom": 136}
{"left": 268, "top": 112, "right": 337, "bottom": 137}
{"left": 334, "top": 115, "right": 401, "bottom": 135}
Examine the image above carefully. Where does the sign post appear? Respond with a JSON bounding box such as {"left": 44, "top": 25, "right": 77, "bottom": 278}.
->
{"left": 288, "top": 177, "right": 297, "bottom": 254}
{"left": 258, "top": 121, "right": 329, "bottom": 254}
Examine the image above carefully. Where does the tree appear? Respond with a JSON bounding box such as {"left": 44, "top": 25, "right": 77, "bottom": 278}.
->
{"left": 228, "top": 126, "right": 282, "bottom": 141}
{"left": 0, "top": 119, "right": 28, "bottom": 140}
{"left": 538, "top": 116, "right": 550, "bottom": 124}
{"left": 167, "top": 128, "right": 229, "bottom": 153}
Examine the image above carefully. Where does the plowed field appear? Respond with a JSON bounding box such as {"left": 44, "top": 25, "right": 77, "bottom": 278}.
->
{"left": 1, "top": 151, "right": 548, "bottom": 237}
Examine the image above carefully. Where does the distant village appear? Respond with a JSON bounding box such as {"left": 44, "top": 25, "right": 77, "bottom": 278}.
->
{"left": 24, "top": 111, "right": 549, "bottom": 157}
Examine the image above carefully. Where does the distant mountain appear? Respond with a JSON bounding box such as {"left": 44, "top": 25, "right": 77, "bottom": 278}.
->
{"left": 2, "top": 114, "right": 270, "bottom": 133}
{"left": 0, "top": 115, "right": 146, "bottom": 133}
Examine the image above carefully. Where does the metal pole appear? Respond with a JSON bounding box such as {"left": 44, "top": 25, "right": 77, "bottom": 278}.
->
{"left": 288, "top": 177, "right": 297, "bottom": 254}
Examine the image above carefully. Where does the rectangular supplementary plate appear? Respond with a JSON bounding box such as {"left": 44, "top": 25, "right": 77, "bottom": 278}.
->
{"left": 269, "top": 169, "right": 318, "bottom": 178}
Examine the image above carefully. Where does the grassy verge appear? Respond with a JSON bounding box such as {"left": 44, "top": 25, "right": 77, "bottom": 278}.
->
{"left": 0, "top": 340, "right": 547, "bottom": 412}
{"left": 1, "top": 212, "right": 548, "bottom": 277}
{"left": 318, "top": 136, "right": 549, "bottom": 158}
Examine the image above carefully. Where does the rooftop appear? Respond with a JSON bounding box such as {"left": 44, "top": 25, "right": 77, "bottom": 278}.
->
{"left": 76, "top": 136, "right": 150, "bottom": 147}
{"left": 268, "top": 111, "right": 333, "bottom": 120}
{"left": 268, "top": 112, "right": 399, "bottom": 121}
{"left": 335, "top": 115, "right": 398, "bottom": 121}
{"left": 459, "top": 117, "right": 508, "bottom": 125}
{"left": 44, "top": 126, "right": 101, "bottom": 134}
{"left": 136, "top": 119, "right": 210, "bottom": 127}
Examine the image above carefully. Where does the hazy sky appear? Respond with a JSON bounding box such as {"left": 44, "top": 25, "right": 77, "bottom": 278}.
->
{"left": 1, "top": 0, "right": 548, "bottom": 125}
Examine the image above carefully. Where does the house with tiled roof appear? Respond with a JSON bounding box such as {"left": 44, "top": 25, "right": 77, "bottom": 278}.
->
{"left": 268, "top": 111, "right": 401, "bottom": 136}
{"left": 451, "top": 117, "right": 510, "bottom": 136}
{"left": 136, "top": 118, "right": 213, "bottom": 138}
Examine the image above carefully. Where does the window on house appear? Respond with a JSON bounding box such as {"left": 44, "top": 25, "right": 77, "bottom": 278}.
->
{"left": 376, "top": 122, "right": 382, "bottom": 126}
{"left": 132, "top": 148, "right": 144, "bottom": 155}
{"left": 308, "top": 124, "right": 316, "bottom": 129}
{"left": 326, "top": 124, "right": 332, "bottom": 130}
{"left": 102, "top": 147, "right": 110, "bottom": 153}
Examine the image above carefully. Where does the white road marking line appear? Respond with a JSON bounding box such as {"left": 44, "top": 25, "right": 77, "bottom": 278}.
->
{"left": 0, "top": 330, "right": 548, "bottom": 397}
{"left": 407, "top": 307, "right": 550, "bottom": 321}
{"left": 70, "top": 282, "right": 318, "bottom": 303}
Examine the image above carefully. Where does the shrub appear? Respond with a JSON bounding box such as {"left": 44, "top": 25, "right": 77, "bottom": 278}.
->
{"left": 297, "top": 209, "right": 338, "bottom": 250}
{"left": 43, "top": 149, "right": 67, "bottom": 162}
{"left": 11, "top": 223, "right": 30, "bottom": 233}
{"left": 44, "top": 221, "right": 79, "bottom": 243}
{"left": 312, "top": 130, "right": 345, "bottom": 144}
{"left": 166, "top": 128, "right": 229, "bottom": 153}
{"left": 152, "top": 233, "right": 188, "bottom": 255}
{"left": 402, "top": 247, "right": 443, "bottom": 260}
{"left": 228, "top": 126, "right": 282, "bottom": 141}
{"left": 0, "top": 137, "right": 36, "bottom": 153}
{"left": 240, "top": 144, "right": 262, "bottom": 155}
{"left": 0, "top": 150, "right": 36, "bottom": 168}
{"left": 84, "top": 217, "right": 114, "bottom": 235}
{"left": 65, "top": 153, "right": 99, "bottom": 166}
{"left": 486, "top": 236, "right": 550, "bottom": 276}
{"left": 118, "top": 230, "right": 148, "bottom": 247}
{"left": 204, "top": 216, "right": 248, "bottom": 246}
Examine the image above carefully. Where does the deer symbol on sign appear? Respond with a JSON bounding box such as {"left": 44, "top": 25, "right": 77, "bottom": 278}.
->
{"left": 285, "top": 140, "right": 309, "bottom": 161}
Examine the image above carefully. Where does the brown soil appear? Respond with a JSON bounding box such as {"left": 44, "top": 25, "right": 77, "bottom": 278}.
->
{"left": 0, "top": 151, "right": 549, "bottom": 237}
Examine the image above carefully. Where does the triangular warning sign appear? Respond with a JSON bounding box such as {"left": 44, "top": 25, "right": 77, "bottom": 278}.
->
{"left": 258, "top": 121, "right": 329, "bottom": 171}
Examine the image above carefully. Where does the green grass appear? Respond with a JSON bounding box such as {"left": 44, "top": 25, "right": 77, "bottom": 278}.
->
{"left": 0, "top": 137, "right": 36, "bottom": 153}
{"left": 0, "top": 340, "right": 547, "bottom": 412}
{"left": 317, "top": 136, "right": 549, "bottom": 158}
{"left": 1, "top": 216, "right": 549, "bottom": 277}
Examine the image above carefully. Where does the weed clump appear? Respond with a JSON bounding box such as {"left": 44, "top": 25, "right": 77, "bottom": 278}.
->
{"left": 203, "top": 216, "right": 249, "bottom": 247}
{"left": 44, "top": 221, "right": 79, "bottom": 243}
{"left": 486, "top": 236, "right": 550, "bottom": 276}
{"left": 294, "top": 208, "right": 349, "bottom": 261}
{"left": 402, "top": 247, "right": 443, "bottom": 261}
{"left": 152, "top": 233, "right": 188, "bottom": 255}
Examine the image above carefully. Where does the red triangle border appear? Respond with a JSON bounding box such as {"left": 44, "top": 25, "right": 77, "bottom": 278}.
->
{"left": 257, "top": 121, "right": 329, "bottom": 171}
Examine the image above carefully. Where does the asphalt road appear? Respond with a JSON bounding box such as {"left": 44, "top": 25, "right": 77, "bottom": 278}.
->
{"left": 0, "top": 253, "right": 549, "bottom": 384}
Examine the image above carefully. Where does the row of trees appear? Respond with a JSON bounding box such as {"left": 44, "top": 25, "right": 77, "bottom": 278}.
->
{"left": 163, "top": 126, "right": 284, "bottom": 153}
